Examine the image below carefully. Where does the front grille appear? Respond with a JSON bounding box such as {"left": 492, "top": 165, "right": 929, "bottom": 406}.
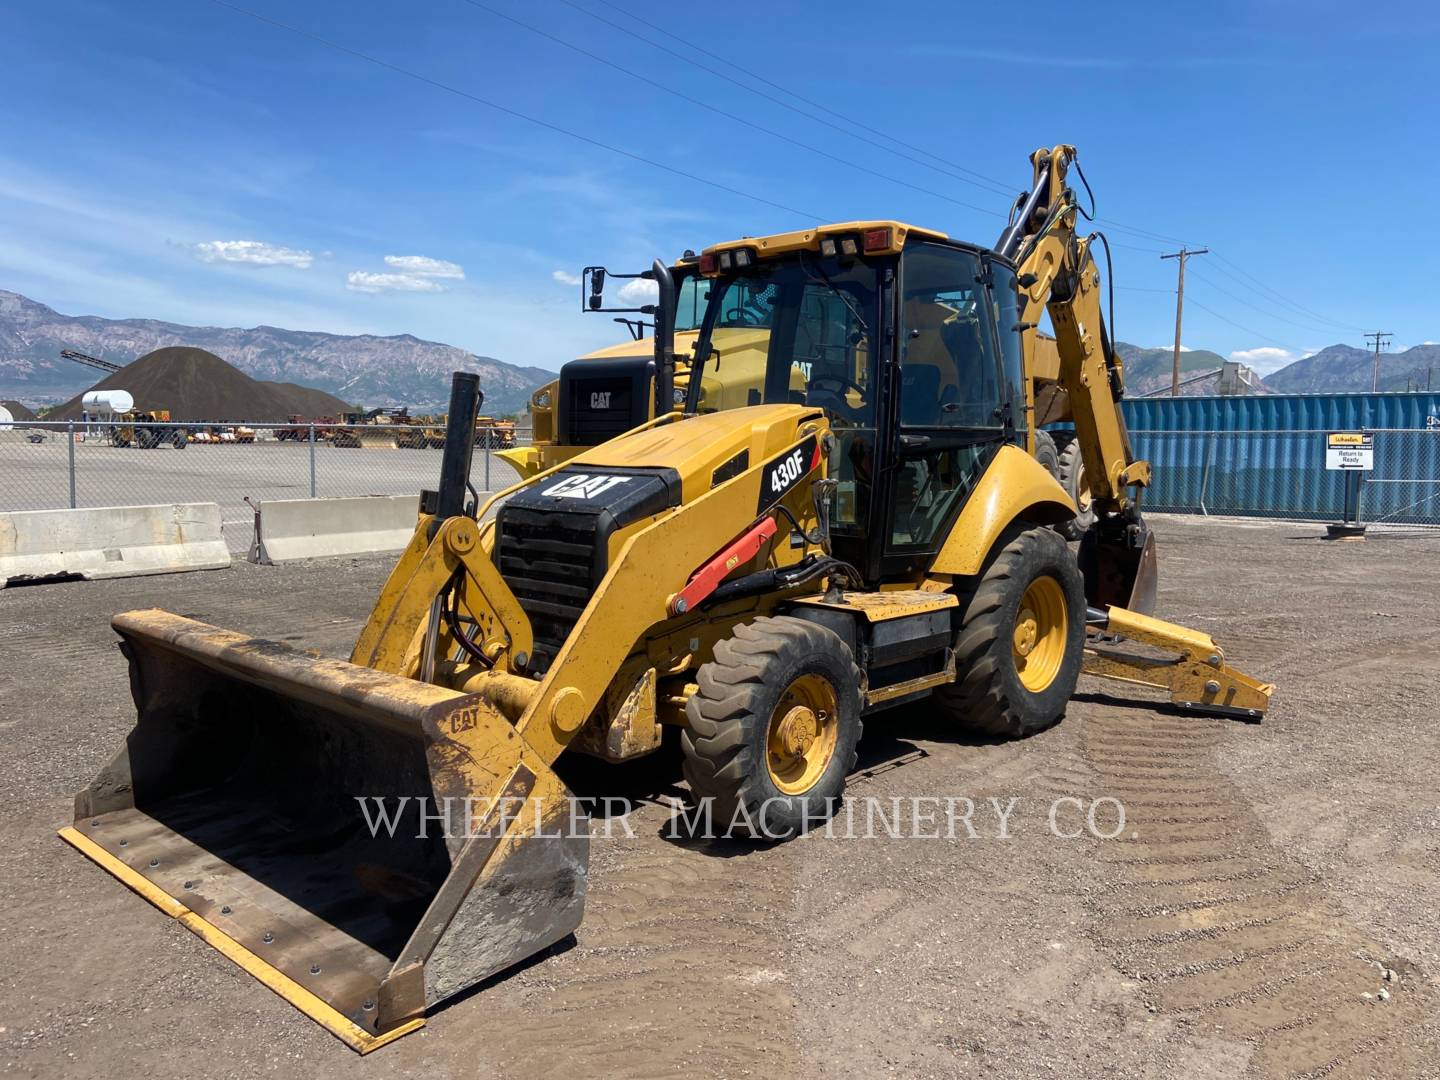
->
{"left": 564, "top": 375, "right": 639, "bottom": 444}
{"left": 496, "top": 507, "right": 599, "bottom": 674}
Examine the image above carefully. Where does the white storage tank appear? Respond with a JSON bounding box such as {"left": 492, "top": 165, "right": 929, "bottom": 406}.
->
{"left": 0, "top": 405, "right": 13, "bottom": 430}
{"left": 82, "top": 389, "right": 135, "bottom": 416}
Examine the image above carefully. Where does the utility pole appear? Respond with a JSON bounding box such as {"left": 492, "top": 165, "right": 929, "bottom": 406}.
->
{"left": 1364, "top": 331, "right": 1392, "bottom": 392}
{"left": 1161, "top": 247, "right": 1208, "bottom": 396}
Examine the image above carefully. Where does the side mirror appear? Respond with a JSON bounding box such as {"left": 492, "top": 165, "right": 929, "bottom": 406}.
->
{"left": 588, "top": 268, "right": 606, "bottom": 311}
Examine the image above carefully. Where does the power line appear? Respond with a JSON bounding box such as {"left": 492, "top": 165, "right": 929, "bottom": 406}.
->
{"left": 559, "top": 0, "right": 1019, "bottom": 201}
{"left": 205, "top": 0, "right": 823, "bottom": 220}
{"left": 1094, "top": 217, "right": 1194, "bottom": 247}
{"left": 567, "top": 0, "right": 1211, "bottom": 251}
{"left": 1184, "top": 297, "right": 1304, "bottom": 354}
{"left": 1207, "top": 250, "right": 1367, "bottom": 333}
{"left": 1108, "top": 239, "right": 1169, "bottom": 255}
{"left": 1186, "top": 266, "right": 1353, "bottom": 338}
{"left": 457, "top": 0, "right": 1000, "bottom": 219}
{"left": 573, "top": 0, "right": 1386, "bottom": 342}
{"left": 208, "top": 0, "right": 1367, "bottom": 359}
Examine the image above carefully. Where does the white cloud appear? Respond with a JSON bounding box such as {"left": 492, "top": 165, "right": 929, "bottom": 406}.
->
{"left": 384, "top": 254, "right": 464, "bottom": 279}
{"left": 1229, "top": 346, "right": 1303, "bottom": 375}
{"left": 617, "top": 277, "right": 659, "bottom": 303}
{"left": 552, "top": 270, "right": 581, "bottom": 286}
{"left": 192, "top": 239, "right": 313, "bottom": 268}
{"left": 346, "top": 254, "right": 463, "bottom": 294}
{"left": 345, "top": 271, "right": 447, "bottom": 294}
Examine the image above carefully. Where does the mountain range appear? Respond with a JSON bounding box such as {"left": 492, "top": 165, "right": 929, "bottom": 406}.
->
{"left": 1112, "top": 343, "right": 1242, "bottom": 396}
{"left": 1263, "top": 343, "right": 1440, "bottom": 394}
{"left": 0, "top": 290, "right": 555, "bottom": 416}
{"left": 1, "top": 290, "right": 1434, "bottom": 413}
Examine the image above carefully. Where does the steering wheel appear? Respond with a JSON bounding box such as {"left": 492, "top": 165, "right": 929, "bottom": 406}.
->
{"left": 805, "top": 374, "right": 868, "bottom": 422}
{"left": 808, "top": 374, "right": 866, "bottom": 399}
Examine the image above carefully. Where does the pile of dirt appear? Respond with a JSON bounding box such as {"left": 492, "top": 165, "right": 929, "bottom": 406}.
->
{"left": 1, "top": 399, "right": 37, "bottom": 421}
{"left": 49, "top": 346, "right": 351, "bottom": 422}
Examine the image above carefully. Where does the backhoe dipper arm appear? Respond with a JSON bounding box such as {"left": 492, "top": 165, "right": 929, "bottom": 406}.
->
{"left": 999, "top": 147, "right": 1269, "bottom": 716}
{"left": 1002, "top": 145, "right": 1150, "bottom": 516}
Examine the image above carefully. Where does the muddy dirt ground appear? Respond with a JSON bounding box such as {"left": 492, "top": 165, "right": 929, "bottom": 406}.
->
{"left": 1, "top": 516, "right": 1436, "bottom": 1079}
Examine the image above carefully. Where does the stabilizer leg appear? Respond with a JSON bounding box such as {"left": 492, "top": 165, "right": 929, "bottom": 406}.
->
{"left": 1083, "top": 605, "right": 1273, "bottom": 719}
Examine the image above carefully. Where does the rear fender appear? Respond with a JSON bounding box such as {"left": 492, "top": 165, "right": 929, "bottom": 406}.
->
{"left": 927, "top": 444, "right": 1076, "bottom": 580}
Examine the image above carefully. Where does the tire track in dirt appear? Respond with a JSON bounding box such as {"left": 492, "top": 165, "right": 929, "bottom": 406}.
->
{"left": 471, "top": 804, "right": 802, "bottom": 1080}
{"left": 1082, "top": 710, "right": 1436, "bottom": 1078}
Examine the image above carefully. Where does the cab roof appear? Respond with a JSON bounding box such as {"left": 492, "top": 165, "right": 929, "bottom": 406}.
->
{"left": 701, "top": 220, "right": 949, "bottom": 260}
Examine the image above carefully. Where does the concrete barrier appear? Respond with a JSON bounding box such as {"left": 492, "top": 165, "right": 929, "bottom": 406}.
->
{"left": 248, "top": 494, "right": 420, "bottom": 564}
{"left": 0, "top": 503, "right": 230, "bottom": 587}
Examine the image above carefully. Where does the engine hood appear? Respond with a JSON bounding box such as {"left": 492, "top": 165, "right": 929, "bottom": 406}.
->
{"left": 564, "top": 405, "right": 826, "bottom": 503}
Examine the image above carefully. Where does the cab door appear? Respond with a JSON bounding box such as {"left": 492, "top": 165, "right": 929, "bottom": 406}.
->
{"left": 878, "top": 243, "right": 1015, "bottom": 579}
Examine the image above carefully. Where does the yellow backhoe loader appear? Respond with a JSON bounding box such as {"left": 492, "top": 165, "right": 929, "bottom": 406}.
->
{"left": 61, "top": 145, "right": 1271, "bottom": 1052}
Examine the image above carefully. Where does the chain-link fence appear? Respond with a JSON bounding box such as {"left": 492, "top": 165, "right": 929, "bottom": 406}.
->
{"left": 1131, "top": 428, "right": 1440, "bottom": 526}
{"left": 5, "top": 421, "right": 1436, "bottom": 554}
{"left": 0, "top": 421, "right": 525, "bottom": 552}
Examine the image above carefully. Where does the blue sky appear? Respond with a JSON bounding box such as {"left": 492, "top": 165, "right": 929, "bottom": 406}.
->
{"left": 2, "top": 0, "right": 1435, "bottom": 375}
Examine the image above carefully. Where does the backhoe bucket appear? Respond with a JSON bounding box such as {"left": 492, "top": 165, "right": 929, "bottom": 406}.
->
{"left": 1079, "top": 516, "right": 1158, "bottom": 615}
{"left": 60, "top": 610, "right": 586, "bottom": 1052}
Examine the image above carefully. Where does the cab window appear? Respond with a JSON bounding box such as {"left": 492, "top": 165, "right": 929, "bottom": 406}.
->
{"left": 889, "top": 244, "right": 1005, "bottom": 552}
{"left": 898, "top": 244, "right": 1002, "bottom": 429}
{"left": 986, "top": 259, "right": 1026, "bottom": 436}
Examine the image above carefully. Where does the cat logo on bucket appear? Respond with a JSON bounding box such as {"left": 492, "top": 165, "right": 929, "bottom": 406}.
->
{"left": 542, "top": 473, "right": 632, "bottom": 500}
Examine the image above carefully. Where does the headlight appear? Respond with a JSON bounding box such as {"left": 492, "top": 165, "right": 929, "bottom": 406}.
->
{"left": 534, "top": 390, "right": 552, "bottom": 409}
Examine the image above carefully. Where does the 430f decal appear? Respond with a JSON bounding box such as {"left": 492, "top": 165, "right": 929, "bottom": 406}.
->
{"left": 758, "top": 435, "right": 821, "bottom": 513}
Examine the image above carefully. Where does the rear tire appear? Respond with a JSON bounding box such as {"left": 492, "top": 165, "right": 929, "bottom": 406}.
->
{"left": 935, "top": 526, "right": 1085, "bottom": 738}
{"left": 682, "top": 616, "right": 863, "bottom": 839}
{"left": 1052, "top": 432, "right": 1095, "bottom": 541}
{"left": 1033, "top": 429, "right": 1059, "bottom": 477}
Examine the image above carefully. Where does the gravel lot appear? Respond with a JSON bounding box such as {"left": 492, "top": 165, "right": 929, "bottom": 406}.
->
{"left": 0, "top": 516, "right": 1436, "bottom": 1079}
{"left": 0, "top": 431, "right": 521, "bottom": 551}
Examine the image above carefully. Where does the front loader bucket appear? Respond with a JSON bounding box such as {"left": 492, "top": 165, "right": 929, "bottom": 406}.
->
{"left": 60, "top": 610, "right": 586, "bottom": 1052}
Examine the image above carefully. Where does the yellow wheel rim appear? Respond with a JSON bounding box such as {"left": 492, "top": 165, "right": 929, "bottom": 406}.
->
{"left": 1012, "top": 575, "right": 1068, "bottom": 693}
{"left": 765, "top": 673, "right": 840, "bottom": 795}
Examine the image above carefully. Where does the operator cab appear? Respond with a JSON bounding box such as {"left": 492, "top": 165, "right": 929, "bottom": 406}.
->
{"left": 685, "top": 222, "right": 1027, "bottom": 584}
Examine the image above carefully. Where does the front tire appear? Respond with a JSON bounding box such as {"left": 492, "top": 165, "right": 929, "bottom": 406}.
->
{"left": 682, "top": 616, "right": 863, "bottom": 839}
{"left": 935, "top": 526, "right": 1085, "bottom": 738}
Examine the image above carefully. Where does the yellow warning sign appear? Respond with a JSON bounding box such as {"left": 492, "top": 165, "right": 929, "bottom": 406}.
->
{"left": 1327, "top": 432, "right": 1369, "bottom": 447}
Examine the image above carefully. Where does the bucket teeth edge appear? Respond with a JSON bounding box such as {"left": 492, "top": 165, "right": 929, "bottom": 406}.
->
{"left": 57, "top": 826, "right": 424, "bottom": 1054}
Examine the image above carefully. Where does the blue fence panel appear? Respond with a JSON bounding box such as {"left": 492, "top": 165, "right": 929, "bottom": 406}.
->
{"left": 1123, "top": 391, "right": 1440, "bottom": 433}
